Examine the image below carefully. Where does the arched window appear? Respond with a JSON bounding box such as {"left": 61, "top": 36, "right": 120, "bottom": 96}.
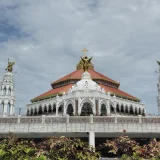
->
{"left": 7, "top": 102, "right": 11, "bottom": 115}
{"left": 53, "top": 104, "right": 56, "bottom": 114}
{"left": 3, "top": 87, "right": 6, "bottom": 95}
{"left": 139, "top": 108, "right": 141, "bottom": 115}
{"left": 38, "top": 105, "right": 42, "bottom": 115}
{"left": 48, "top": 104, "right": 52, "bottom": 113}
{"left": 8, "top": 88, "right": 11, "bottom": 96}
{"left": 142, "top": 108, "right": 145, "bottom": 116}
{"left": 100, "top": 104, "right": 107, "bottom": 116}
{"left": 130, "top": 106, "right": 134, "bottom": 115}
{"left": 121, "top": 105, "right": 124, "bottom": 113}
{"left": 58, "top": 105, "right": 63, "bottom": 115}
{"left": 135, "top": 108, "right": 138, "bottom": 115}
{"left": 110, "top": 105, "right": 114, "bottom": 114}
{"left": 116, "top": 104, "right": 120, "bottom": 113}
{"left": 67, "top": 104, "right": 74, "bottom": 116}
{"left": 81, "top": 102, "right": 93, "bottom": 116}
{"left": 44, "top": 105, "right": 47, "bottom": 114}
{"left": 34, "top": 107, "right": 37, "bottom": 115}
{"left": 27, "top": 109, "right": 29, "bottom": 116}
{"left": 31, "top": 108, "right": 34, "bottom": 115}
{"left": 125, "top": 107, "right": 128, "bottom": 114}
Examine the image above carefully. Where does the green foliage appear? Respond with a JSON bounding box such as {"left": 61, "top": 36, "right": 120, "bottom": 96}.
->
{"left": 0, "top": 133, "right": 100, "bottom": 160}
{"left": 103, "top": 136, "right": 160, "bottom": 159}
{"left": 37, "top": 136, "right": 100, "bottom": 160}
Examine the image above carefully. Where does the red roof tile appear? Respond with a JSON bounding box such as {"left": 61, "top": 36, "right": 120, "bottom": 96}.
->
{"left": 31, "top": 84, "right": 73, "bottom": 102}
{"left": 99, "top": 84, "right": 140, "bottom": 101}
{"left": 32, "top": 83, "right": 140, "bottom": 102}
{"left": 52, "top": 69, "right": 119, "bottom": 85}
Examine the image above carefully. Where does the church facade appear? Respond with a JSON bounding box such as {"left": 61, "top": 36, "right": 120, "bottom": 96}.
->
{"left": 26, "top": 52, "right": 146, "bottom": 117}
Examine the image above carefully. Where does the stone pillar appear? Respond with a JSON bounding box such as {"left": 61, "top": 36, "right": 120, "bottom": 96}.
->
{"left": 63, "top": 100, "right": 67, "bottom": 116}
{"left": 12, "top": 104, "right": 15, "bottom": 115}
{"left": 89, "top": 131, "right": 95, "bottom": 148}
{"left": 138, "top": 115, "right": 142, "bottom": 123}
{"left": 56, "top": 102, "right": 58, "bottom": 116}
{"left": 9, "top": 104, "right": 13, "bottom": 115}
{"left": 92, "top": 98, "right": 96, "bottom": 115}
{"left": 3, "top": 101, "right": 8, "bottom": 115}
{"left": 78, "top": 98, "right": 81, "bottom": 115}
{"left": 107, "top": 101, "right": 110, "bottom": 116}
{"left": 18, "top": 115, "right": 21, "bottom": 123}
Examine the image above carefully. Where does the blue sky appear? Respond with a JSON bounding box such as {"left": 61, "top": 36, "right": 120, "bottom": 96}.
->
{"left": 0, "top": 0, "right": 160, "bottom": 114}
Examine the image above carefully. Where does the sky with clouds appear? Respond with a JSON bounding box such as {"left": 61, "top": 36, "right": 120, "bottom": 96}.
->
{"left": 0, "top": 0, "right": 160, "bottom": 115}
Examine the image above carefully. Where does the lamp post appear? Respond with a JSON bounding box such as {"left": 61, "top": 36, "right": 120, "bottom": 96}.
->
{"left": 19, "top": 108, "right": 21, "bottom": 115}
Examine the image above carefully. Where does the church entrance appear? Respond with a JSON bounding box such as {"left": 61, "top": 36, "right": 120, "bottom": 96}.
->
{"left": 81, "top": 102, "right": 93, "bottom": 116}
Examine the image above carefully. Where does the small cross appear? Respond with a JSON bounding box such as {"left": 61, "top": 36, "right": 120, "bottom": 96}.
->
{"left": 82, "top": 47, "right": 88, "bottom": 56}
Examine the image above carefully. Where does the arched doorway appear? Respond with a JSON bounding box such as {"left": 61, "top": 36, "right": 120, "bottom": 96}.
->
{"left": 38, "top": 105, "right": 42, "bottom": 115}
{"left": 110, "top": 104, "right": 114, "bottom": 114}
{"left": 48, "top": 105, "right": 52, "bottom": 114}
{"left": 34, "top": 107, "right": 37, "bottom": 115}
{"left": 100, "top": 104, "right": 107, "bottom": 116}
{"left": 130, "top": 106, "right": 134, "bottom": 115}
{"left": 58, "top": 105, "right": 63, "bottom": 115}
{"left": 81, "top": 102, "right": 93, "bottom": 116}
{"left": 67, "top": 104, "right": 74, "bottom": 116}
{"left": 31, "top": 108, "right": 34, "bottom": 115}
{"left": 116, "top": 104, "right": 120, "bottom": 114}
{"left": 53, "top": 104, "right": 56, "bottom": 115}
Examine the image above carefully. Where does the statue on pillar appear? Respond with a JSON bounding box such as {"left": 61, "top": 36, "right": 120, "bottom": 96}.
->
{"left": 5, "top": 58, "right": 15, "bottom": 72}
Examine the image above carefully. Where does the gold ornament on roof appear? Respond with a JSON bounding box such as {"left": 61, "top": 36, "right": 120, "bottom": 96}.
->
{"left": 80, "top": 56, "right": 93, "bottom": 72}
{"left": 5, "top": 58, "right": 15, "bottom": 72}
{"left": 76, "top": 48, "right": 94, "bottom": 70}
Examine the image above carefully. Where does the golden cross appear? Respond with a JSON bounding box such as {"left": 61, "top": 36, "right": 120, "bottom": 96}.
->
{"left": 82, "top": 47, "right": 88, "bottom": 56}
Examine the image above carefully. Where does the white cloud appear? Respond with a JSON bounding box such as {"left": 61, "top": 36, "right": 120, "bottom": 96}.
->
{"left": 0, "top": 0, "right": 160, "bottom": 114}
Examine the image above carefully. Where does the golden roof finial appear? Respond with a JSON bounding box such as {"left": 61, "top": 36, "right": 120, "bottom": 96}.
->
{"left": 5, "top": 58, "right": 15, "bottom": 72}
{"left": 82, "top": 47, "right": 88, "bottom": 57}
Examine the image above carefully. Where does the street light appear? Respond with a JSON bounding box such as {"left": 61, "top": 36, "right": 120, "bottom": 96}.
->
{"left": 19, "top": 108, "right": 21, "bottom": 115}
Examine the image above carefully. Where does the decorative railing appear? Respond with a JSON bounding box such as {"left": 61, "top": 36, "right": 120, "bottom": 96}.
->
{"left": 0, "top": 117, "right": 18, "bottom": 123}
{"left": 0, "top": 115, "right": 160, "bottom": 124}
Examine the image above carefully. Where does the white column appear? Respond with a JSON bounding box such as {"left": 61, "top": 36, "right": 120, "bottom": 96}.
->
{"left": 56, "top": 102, "right": 58, "bottom": 116}
{"left": 92, "top": 98, "right": 96, "bottom": 115}
{"left": 3, "top": 103, "right": 7, "bottom": 115}
{"left": 63, "top": 100, "right": 66, "bottom": 116}
{"left": 107, "top": 101, "right": 110, "bottom": 116}
{"left": 78, "top": 98, "right": 81, "bottom": 115}
{"left": 12, "top": 104, "right": 15, "bottom": 115}
{"left": 89, "top": 131, "right": 95, "bottom": 148}
{"left": 6, "top": 88, "right": 9, "bottom": 95}
{"left": 9, "top": 104, "right": 13, "bottom": 115}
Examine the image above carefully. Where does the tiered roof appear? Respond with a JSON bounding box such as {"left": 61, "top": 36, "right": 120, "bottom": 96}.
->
{"left": 31, "top": 56, "right": 140, "bottom": 102}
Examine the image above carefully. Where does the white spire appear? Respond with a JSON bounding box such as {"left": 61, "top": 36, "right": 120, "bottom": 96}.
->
{"left": 0, "top": 71, "right": 16, "bottom": 116}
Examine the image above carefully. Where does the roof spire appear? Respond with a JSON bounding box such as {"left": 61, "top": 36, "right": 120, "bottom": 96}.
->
{"left": 82, "top": 47, "right": 88, "bottom": 57}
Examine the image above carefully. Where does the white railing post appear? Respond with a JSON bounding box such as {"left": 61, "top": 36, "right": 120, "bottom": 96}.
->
{"left": 42, "top": 115, "right": 45, "bottom": 124}
{"left": 114, "top": 115, "right": 117, "bottom": 123}
{"left": 138, "top": 115, "right": 142, "bottom": 123}
{"left": 90, "top": 114, "right": 93, "bottom": 123}
{"left": 17, "top": 115, "right": 21, "bottom": 123}
{"left": 89, "top": 131, "right": 95, "bottom": 148}
{"left": 66, "top": 114, "right": 69, "bottom": 123}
